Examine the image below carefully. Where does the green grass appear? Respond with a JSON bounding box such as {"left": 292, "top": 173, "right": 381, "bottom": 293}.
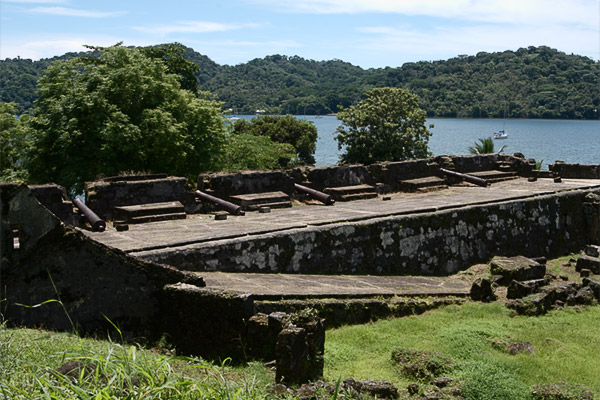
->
{"left": 325, "top": 302, "right": 600, "bottom": 399}
{"left": 0, "top": 325, "right": 275, "bottom": 399}
{"left": 1, "top": 296, "right": 598, "bottom": 399}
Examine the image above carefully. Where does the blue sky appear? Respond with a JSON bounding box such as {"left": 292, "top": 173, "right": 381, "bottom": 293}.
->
{"left": 1, "top": 0, "right": 599, "bottom": 68}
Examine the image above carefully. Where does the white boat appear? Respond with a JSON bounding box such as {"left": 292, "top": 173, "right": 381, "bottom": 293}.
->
{"left": 494, "top": 130, "right": 508, "bottom": 139}
{"left": 494, "top": 102, "right": 509, "bottom": 139}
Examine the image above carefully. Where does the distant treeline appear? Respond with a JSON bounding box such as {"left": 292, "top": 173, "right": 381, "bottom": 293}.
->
{"left": 1, "top": 45, "right": 599, "bottom": 119}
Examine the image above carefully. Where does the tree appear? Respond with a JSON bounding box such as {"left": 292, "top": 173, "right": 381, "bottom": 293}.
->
{"left": 216, "top": 134, "right": 296, "bottom": 171}
{"left": 26, "top": 44, "right": 226, "bottom": 194}
{"left": 335, "top": 87, "right": 431, "bottom": 164}
{"left": 140, "top": 42, "right": 200, "bottom": 93}
{"left": 0, "top": 102, "right": 32, "bottom": 181}
{"left": 468, "top": 137, "right": 506, "bottom": 154}
{"left": 232, "top": 115, "right": 318, "bottom": 164}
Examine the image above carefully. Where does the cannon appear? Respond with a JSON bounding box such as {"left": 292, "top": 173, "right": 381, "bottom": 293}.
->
{"left": 294, "top": 183, "right": 335, "bottom": 205}
{"left": 72, "top": 198, "right": 106, "bottom": 232}
{"left": 440, "top": 168, "right": 489, "bottom": 187}
{"left": 195, "top": 190, "right": 244, "bottom": 216}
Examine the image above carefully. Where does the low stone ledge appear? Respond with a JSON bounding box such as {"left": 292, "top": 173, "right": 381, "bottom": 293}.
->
{"left": 256, "top": 297, "right": 466, "bottom": 328}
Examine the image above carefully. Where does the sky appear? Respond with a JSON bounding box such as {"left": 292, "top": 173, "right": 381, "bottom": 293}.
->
{"left": 1, "top": 0, "right": 599, "bottom": 69}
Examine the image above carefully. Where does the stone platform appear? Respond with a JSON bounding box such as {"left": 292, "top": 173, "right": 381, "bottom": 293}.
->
{"left": 85, "top": 178, "right": 598, "bottom": 253}
{"left": 83, "top": 177, "right": 600, "bottom": 282}
{"left": 201, "top": 272, "right": 471, "bottom": 300}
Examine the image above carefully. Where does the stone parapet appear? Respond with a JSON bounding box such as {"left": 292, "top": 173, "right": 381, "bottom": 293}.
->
{"left": 550, "top": 162, "right": 600, "bottom": 179}
{"left": 85, "top": 175, "right": 195, "bottom": 220}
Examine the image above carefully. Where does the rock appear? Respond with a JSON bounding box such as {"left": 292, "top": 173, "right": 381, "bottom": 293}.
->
{"left": 532, "top": 382, "right": 594, "bottom": 400}
{"left": 559, "top": 275, "right": 569, "bottom": 281}
{"left": 470, "top": 278, "right": 496, "bottom": 302}
{"left": 391, "top": 348, "right": 452, "bottom": 380}
{"left": 295, "top": 383, "right": 316, "bottom": 400}
{"left": 490, "top": 256, "right": 546, "bottom": 284}
{"left": 507, "top": 278, "right": 550, "bottom": 299}
{"left": 584, "top": 245, "right": 600, "bottom": 258}
{"left": 54, "top": 361, "right": 98, "bottom": 381}
{"left": 530, "top": 256, "right": 547, "bottom": 265}
{"left": 506, "top": 341, "right": 535, "bottom": 355}
{"left": 269, "top": 383, "right": 290, "bottom": 396}
{"left": 569, "top": 286, "right": 596, "bottom": 306}
{"left": 582, "top": 277, "right": 600, "bottom": 300}
{"left": 343, "top": 378, "right": 399, "bottom": 399}
{"left": 491, "top": 340, "right": 535, "bottom": 354}
{"left": 580, "top": 269, "right": 591, "bottom": 278}
{"left": 275, "top": 327, "right": 308, "bottom": 385}
{"left": 407, "top": 383, "right": 420, "bottom": 395}
{"left": 432, "top": 377, "right": 454, "bottom": 388}
{"left": 576, "top": 255, "right": 600, "bottom": 274}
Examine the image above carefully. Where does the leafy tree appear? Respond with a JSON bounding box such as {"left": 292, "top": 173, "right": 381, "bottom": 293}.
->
{"left": 0, "top": 102, "right": 32, "bottom": 181}
{"left": 26, "top": 44, "right": 226, "bottom": 194}
{"left": 232, "top": 115, "right": 318, "bottom": 164}
{"left": 335, "top": 87, "right": 431, "bottom": 164}
{"left": 216, "top": 134, "right": 296, "bottom": 171}
{"left": 140, "top": 42, "right": 200, "bottom": 93}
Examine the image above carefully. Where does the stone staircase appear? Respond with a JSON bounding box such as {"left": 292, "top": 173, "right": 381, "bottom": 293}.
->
{"left": 112, "top": 201, "right": 187, "bottom": 224}
{"left": 398, "top": 176, "right": 448, "bottom": 193}
{"left": 323, "top": 184, "right": 378, "bottom": 202}
{"left": 229, "top": 191, "right": 292, "bottom": 211}
{"left": 468, "top": 169, "right": 518, "bottom": 183}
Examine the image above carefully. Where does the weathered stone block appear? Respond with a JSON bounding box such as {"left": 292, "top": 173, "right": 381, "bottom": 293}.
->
{"left": 507, "top": 278, "right": 550, "bottom": 299}
{"left": 343, "top": 378, "right": 399, "bottom": 399}
{"left": 582, "top": 278, "right": 600, "bottom": 300}
{"left": 490, "top": 256, "right": 546, "bottom": 284}
{"left": 584, "top": 245, "right": 600, "bottom": 258}
{"left": 275, "top": 327, "right": 309, "bottom": 384}
{"left": 576, "top": 255, "right": 600, "bottom": 274}
{"left": 274, "top": 312, "right": 325, "bottom": 385}
{"left": 470, "top": 278, "right": 496, "bottom": 302}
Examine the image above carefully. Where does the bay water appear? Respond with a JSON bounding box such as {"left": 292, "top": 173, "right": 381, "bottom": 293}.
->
{"left": 232, "top": 115, "right": 600, "bottom": 168}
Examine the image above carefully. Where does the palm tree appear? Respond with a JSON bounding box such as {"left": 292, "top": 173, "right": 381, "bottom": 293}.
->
{"left": 468, "top": 137, "right": 506, "bottom": 154}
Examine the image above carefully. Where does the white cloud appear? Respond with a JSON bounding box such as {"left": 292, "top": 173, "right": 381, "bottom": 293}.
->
{"left": 251, "top": 0, "right": 598, "bottom": 28}
{"left": 357, "top": 22, "right": 600, "bottom": 64}
{"left": 30, "top": 6, "right": 126, "bottom": 18}
{"left": 0, "top": 38, "right": 152, "bottom": 60}
{"left": 2, "top": 0, "right": 66, "bottom": 3}
{"left": 186, "top": 39, "right": 303, "bottom": 65}
{"left": 133, "top": 21, "right": 261, "bottom": 36}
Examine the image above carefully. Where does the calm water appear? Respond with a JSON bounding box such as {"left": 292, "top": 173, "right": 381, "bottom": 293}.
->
{"left": 231, "top": 115, "right": 600, "bottom": 168}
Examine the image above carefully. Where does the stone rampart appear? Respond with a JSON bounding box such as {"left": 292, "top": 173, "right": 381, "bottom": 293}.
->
{"left": 138, "top": 188, "right": 598, "bottom": 275}
{"left": 550, "top": 162, "right": 600, "bottom": 179}
{"left": 197, "top": 154, "right": 534, "bottom": 196}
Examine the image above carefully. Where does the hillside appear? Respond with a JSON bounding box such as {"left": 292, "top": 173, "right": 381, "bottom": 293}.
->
{"left": 1, "top": 45, "right": 598, "bottom": 119}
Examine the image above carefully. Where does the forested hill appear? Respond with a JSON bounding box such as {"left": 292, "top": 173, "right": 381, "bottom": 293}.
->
{"left": 2, "top": 45, "right": 599, "bottom": 119}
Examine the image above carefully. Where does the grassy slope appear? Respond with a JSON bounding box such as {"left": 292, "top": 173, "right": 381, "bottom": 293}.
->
{"left": 325, "top": 302, "right": 600, "bottom": 398}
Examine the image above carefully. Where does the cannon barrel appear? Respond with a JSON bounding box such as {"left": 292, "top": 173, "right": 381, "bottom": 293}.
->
{"left": 73, "top": 198, "right": 106, "bottom": 232}
{"left": 195, "top": 190, "right": 244, "bottom": 216}
{"left": 294, "top": 183, "right": 335, "bottom": 205}
{"left": 440, "top": 168, "right": 489, "bottom": 187}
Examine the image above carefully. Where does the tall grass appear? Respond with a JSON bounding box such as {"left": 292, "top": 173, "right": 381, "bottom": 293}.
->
{"left": 325, "top": 302, "right": 600, "bottom": 399}
{"left": 0, "top": 323, "right": 273, "bottom": 399}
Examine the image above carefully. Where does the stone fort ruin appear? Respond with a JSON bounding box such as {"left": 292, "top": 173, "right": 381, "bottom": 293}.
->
{"left": 2, "top": 153, "right": 599, "bottom": 383}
